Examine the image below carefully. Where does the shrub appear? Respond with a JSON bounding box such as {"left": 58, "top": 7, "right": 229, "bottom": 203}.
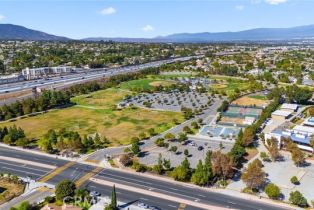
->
{"left": 265, "top": 183, "right": 280, "bottom": 199}
{"left": 289, "top": 191, "right": 308, "bottom": 207}
{"left": 290, "top": 176, "right": 299, "bottom": 185}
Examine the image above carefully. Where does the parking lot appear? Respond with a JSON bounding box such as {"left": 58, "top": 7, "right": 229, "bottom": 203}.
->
{"left": 123, "top": 90, "right": 211, "bottom": 112}
{"left": 139, "top": 137, "right": 233, "bottom": 168}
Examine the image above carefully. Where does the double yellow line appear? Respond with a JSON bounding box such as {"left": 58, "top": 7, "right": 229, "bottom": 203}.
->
{"left": 75, "top": 167, "right": 102, "bottom": 187}
{"left": 39, "top": 161, "right": 76, "bottom": 183}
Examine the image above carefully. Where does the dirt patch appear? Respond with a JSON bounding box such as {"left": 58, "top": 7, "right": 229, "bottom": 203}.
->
{"left": 220, "top": 117, "right": 244, "bottom": 125}
{"left": 149, "top": 81, "right": 175, "bottom": 87}
{"left": 0, "top": 177, "right": 25, "bottom": 205}
{"left": 232, "top": 96, "right": 269, "bottom": 107}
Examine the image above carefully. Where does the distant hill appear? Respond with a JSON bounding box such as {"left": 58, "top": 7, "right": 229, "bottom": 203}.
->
{"left": 0, "top": 24, "right": 70, "bottom": 41}
{"left": 85, "top": 25, "right": 314, "bottom": 43}
{"left": 158, "top": 25, "right": 314, "bottom": 42}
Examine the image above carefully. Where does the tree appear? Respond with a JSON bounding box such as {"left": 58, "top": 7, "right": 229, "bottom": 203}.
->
{"left": 211, "top": 151, "right": 234, "bottom": 180}
{"left": 289, "top": 191, "right": 308, "bottom": 207}
{"left": 10, "top": 201, "right": 32, "bottom": 210}
{"left": 268, "top": 139, "right": 280, "bottom": 161}
{"left": 290, "top": 176, "right": 299, "bottom": 185}
{"left": 265, "top": 183, "right": 281, "bottom": 200}
{"left": 241, "top": 159, "right": 265, "bottom": 190}
{"left": 291, "top": 147, "right": 305, "bottom": 167}
{"left": 105, "top": 185, "right": 118, "bottom": 210}
{"left": 229, "top": 143, "right": 246, "bottom": 165}
{"left": 153, "top": 153, "right": 163, "bottom": 174}
{"left": 55, "top": 179, "right": 76, "bottom": 201}
{"left": 177, "top": 133, "right": 187, "bottom": 143}
{"left": 131, "top": 140, "right": 140, "bottom": 155}
{"left": 169, "top": 146, "right": 178, "bottom": 153}
{"left": 164, "top": 133, "right": 175, "bottom": 141}
{"left": 119, "top": 154, "right": 133, "bottom": 166}
{"left": 184, "top": 149, "right": 189, "bottom": 156}
{"left": 191, "top": 160, "right": 209, "bottom": 186}
{"left": 171, "top": 157, "right": 191, "bottom": 181}
{"left": 242, "top": 126, "right": 254, "bottom": 147}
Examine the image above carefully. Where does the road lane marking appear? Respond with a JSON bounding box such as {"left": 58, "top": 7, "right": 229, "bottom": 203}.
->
{"left": 0, "top": 156, "right": 56, "bottom": 169}
{"left": 90, "top": 178, "right": 231, "bottom": 210}
{"left": 96, "top": 173, "right": 200, "bottom": 201}
{"left": 0, "top": 161, "right": 51, "bottom": 173}
{"left": 39, "top": 161, "right": 75, "bottom": 183}
{"left": 75, "top": 167, "right": 102, "bottom": 187}
{"left": 1, "top": 166, "right": 44, "bottom": 177}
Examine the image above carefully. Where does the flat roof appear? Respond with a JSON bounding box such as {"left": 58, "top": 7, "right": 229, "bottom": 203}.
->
{"left": 272, "top": 110, "right": 293, "bottom": 117}
{"left": 294, "top": 125, "right": 314, "bottom": 135}
{"left": 281, "top": 103, "right": 298, "bottom": 110}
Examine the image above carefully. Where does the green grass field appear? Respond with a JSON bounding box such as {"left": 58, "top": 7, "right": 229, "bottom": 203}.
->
{"left": 210, "top": 79, "right": 250, "bottom": 96}
{"left": 119, "top": 78, "right": 176, "bottom": 92}
{"left": 248, "top": 94, "right": 268, "bottom": 100}
{"left": 2, "top": 87, "right": 183, "bottom": 146}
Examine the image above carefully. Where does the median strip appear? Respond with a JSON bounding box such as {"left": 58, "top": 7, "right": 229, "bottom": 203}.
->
{"left": 0, "top": 156, "right": 56, "bottom": 170}
{"left": 90, "top": 178, "right": 233, "bottom": 210}
{"left": 39, "top": 161, "right": 75, "bottom": 183}
{"left": 75, "top": 167, "right": 102, "bottom": 187}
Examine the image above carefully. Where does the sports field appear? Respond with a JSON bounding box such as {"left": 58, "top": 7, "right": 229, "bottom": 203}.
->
{"left": 210, "top": 78, "right": 250, "bottom": 96}
{"left": 232, "top": 95, "right": 270, "bottom": 107}
{"left": 119, "top": 78, "right": 176, "bottom": 92}
{"left": 1, "top": 87, "right": 184, "bottom": 146}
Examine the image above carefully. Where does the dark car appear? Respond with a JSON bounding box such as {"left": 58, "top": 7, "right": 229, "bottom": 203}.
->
{"left": 198, "top": 146, "right": 204, "bottom": 151}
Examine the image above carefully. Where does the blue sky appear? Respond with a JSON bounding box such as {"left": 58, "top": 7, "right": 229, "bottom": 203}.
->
{"left": 0, "top": 0, "right": 313, "bottom": 39}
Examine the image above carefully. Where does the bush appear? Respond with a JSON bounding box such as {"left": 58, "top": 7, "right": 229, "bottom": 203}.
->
{"left": 119, "top": 154, "right": 133, "bottom": 166}
{"left": 289, "top": 191, "right": 308, "bottom": 207}
{"left": 265, "top": 183, "right": 280, "bottom": 199}
{"left": 290, "top": 176, "right": 299, "bottom": 185}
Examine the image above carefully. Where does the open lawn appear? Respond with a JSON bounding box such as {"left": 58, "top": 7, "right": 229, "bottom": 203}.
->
{"left": 0, "top": 178, "right": 25, "bottom": 205}
{"left": 2, "top": 88, "right": 184, "bottom": 146}
{"left": 210, "top": 79, "right": 250, "bottom": 96}
{"left": 119, "top": 78, "right": 176, "bottom": 92}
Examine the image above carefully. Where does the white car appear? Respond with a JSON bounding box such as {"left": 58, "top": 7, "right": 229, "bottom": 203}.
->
{"left": 137, "top": 202, "right": 149, "bottom": 209}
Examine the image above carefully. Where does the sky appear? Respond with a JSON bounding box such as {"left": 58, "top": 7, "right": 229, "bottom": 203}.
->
{"left": 0, "top": 0, "right": 313, "bottom": 39}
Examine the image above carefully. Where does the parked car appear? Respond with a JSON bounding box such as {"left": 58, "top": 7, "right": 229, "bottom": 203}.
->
{"left": 89, "top": 191, "right": 101, "bottom": 197}
{"left": 198, "top": 146, "right": 204, "bottom": 151}
{"left": 138, "top": 202, "right": 149, "bottom": 209}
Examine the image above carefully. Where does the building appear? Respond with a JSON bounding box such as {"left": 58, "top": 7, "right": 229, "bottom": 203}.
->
{"left": 0, "top": 73, "right": 25, "bottom": 84}
{"left": 265, "top": 121, "right": 314, "bottom": 152}
{"left": 303, "top": 117, "right": 314, "bottom": 127}
{"left": 22, "top": 66, "right": 75, "bottom": 80}
{"left": 281, "top": 103, "right": 298, "bottom": 112}
{"left": 41, "top": 204, "right": 82, "bottom": 210}
{"left": 271, "top": 110, "right": 293, "bottom": 121}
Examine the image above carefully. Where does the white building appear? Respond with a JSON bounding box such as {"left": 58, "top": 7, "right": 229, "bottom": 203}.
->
{"left": 22, "top": 66, "right": 75, "bottom": 80}
{"left": 0, "top": 73, "right": 25, "bottom": 84}
{"left": 281, "top": 103, "right": 299, "bottom": 112}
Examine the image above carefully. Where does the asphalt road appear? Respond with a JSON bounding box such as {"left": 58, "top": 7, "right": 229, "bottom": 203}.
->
{"left": 0, "top": 146, "right": 291, "bottom": 210}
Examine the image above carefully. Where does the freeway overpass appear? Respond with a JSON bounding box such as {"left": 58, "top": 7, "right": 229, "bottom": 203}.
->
{"left": 0, "top": 56, "right": 199, "bottom": 95}
{"left": 0, "top": 146, "right": 291, "bottom": 210}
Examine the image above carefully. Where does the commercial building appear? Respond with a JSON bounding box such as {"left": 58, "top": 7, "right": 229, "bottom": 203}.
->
{"left": 281, "top": 103, "right": 299, "bottom": 112}
{"left": 265, "top": 118, "right": 314, "bottom": 152}
{"left": 0, "top": 73, "right": 25, "bottom": 84}
{"left": 271, "top": 110, "right": 293, "bottom": 121}
{"left": 22, "top": 66, "right": 76, "bottom": 80}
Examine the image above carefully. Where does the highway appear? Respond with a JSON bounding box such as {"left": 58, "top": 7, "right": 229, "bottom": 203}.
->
{"left": 0, "top": 56, "right": 198, "bottom": 95}
{"left": 0, "top": 146, "right": 291, "bottom": 210}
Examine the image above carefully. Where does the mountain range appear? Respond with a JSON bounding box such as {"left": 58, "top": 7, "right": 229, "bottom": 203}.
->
{"left": 1, "top": 23, "right": 314, "bottom": 42}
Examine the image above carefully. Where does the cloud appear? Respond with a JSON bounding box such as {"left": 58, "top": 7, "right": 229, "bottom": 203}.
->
{"left": 100, "top": 7, "right": 116, "bottom": 15}
{"left": 142, "top": 24, "right": 155, "bottom": 32}
{"left": 235, "top": 5, "right": 245, "bottom": 11}
{"left": 0, "top": 14, "right": 5, "bottom": 21}
{"left": 251, "top": 0, "right": 262, "bottom": 4}
{"left": 265, "top": 0, "right": 288, "bottom": 5}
